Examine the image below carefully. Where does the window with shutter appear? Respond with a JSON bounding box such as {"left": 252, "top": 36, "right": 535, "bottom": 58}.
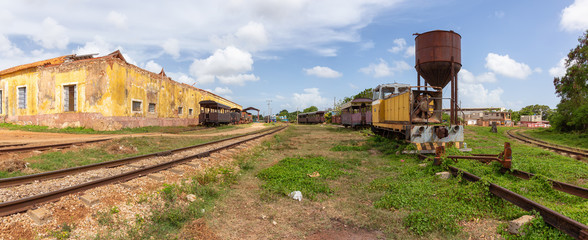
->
{"left": 148, "top": 103, "right": 156, "bottom": 113}
{"left": 63, "top": 85, "right": 77, "bottom": 112}
{"left": 17, "top": 87, "right": 26, "bottom": 109}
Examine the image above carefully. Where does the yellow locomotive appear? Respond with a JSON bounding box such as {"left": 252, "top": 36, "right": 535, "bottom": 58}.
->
{"left": 371, "top": 30, "right": 466, "bottom": 153}
{"left": 371, "top": 83, "right": 464, "bottom": 152}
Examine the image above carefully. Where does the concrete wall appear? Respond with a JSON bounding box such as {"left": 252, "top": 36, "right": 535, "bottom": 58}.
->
{"left": 0, "top": 56, "right": 241, "bottom": 130}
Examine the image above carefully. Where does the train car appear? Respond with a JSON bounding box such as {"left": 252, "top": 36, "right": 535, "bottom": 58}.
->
{"left": 199, "top": 100, "right": 231, "bottom": 126}
{"left": 241, "top": 112, "right": 253, "bottom": 124}
{"left": 331, "top": 115, "right": 341, "bottom": 124}
{"left": 371, "top": 83, "right": 464, "bottom": 152}
{"left": 229, "top": 108, "right": 241, "bottom": 124}
{"left": 341, "top": 98, "right": 372, "bottom": 128}
{"left": 297, "top": 111, "right": 325, "bottom": 124}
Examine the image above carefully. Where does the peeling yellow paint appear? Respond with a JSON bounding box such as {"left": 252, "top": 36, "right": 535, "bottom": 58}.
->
{"left": 0, "top": 55, "right": 241, "bottom": 129}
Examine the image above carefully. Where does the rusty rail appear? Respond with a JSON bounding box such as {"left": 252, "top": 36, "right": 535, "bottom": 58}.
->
{"left": 501, "top": 168, "right": 588, "bottom": 199}
{"left": 418, "top": 153, "right": 588, "bottom": 239}
{"left": 0, "top": 138, "right": 112, "bottom": 154}
{"left": 448, "top": 166, "right": 588, "bottom": 240}
{"left": 0, "top": 126, "right": 282, "bottom": 188}
{"left": 0, "top": 126, "right": 286, "bottom": 217}
{"left": 507, "top": 129, "right": 588, "bottom": 160}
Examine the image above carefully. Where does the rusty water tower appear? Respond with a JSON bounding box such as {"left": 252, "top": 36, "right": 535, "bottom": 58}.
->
{"left": 414, "top": 30, "right": 461, "bottom": 125}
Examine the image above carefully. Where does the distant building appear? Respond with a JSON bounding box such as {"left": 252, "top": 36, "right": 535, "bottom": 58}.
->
{"left": 520, "top": 115, "right": 550, "bottom": 128}
{"left": 0, "top": 50, "right": 241, "bottom": 130}
{"left": 444, "top": 107, "right": 513, "bottom": 126}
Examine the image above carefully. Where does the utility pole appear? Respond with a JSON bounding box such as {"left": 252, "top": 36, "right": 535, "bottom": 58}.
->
{"left": 266, "top": 100, "right": 272, "bottom": 123}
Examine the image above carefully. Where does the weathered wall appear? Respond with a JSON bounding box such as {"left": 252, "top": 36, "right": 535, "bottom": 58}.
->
{"left": 0, "top": 56, "right": 241, "bottom": 130}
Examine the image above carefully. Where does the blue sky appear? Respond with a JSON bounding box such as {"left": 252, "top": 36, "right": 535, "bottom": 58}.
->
{"left": 1, "top": 0, "right": 587, "bottom": 115}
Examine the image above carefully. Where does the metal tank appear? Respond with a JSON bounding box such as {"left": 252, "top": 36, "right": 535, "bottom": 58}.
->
{"left": 414, "top": 30, "right": 461, "bottom": 124}
{"left": 414, "top": 30, "right": 461, "bottom": 88}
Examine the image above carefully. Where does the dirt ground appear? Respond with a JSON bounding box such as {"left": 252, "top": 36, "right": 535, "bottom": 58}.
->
{"left": 202, "top": 124, "right": 502, "bottom": 240}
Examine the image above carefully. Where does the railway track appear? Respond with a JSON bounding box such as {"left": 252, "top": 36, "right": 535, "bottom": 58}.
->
{"left": 418, "top": 154, "right": 588, "bottom": 240}
{"left": 0, "top": 138, "right": 112, "bottom": 154}
{"left": 0, "top": 125, "right": 286, "bottom": 217}
{"left": 506, "top": 129, "right": 588, "bottom": 160}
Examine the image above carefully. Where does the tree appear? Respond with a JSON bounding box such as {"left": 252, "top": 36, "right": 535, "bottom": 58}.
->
{"left": 303, "top": 106, "right": 318, "bottom": 113}
{"left": 518, "top": 105, "right": 553, "bottom": 120}
{"left": 552, "top": 30, "right": 588, "bottom": 132}
{"left": 278, "top": 109, "right": 289, "bottom": 116}
{"left": 353, "top": 88, "right": 373, "bottom": 100}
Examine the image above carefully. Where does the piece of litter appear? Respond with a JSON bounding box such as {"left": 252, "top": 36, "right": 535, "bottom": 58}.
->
{"left": 307, "top": 171, "right": 320, "bottom": 178}
{"left": 288, "top": 191, "right": 303, "bottom": 201}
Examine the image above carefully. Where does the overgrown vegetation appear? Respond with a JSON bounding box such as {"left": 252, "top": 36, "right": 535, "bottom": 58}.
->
{"left": 257, "top": 156, "right": 350, "bottom": 200}
{"left": 81, "top": 124, "right": 587, "bottom": 239}
{"left": 551, "top": 30, "right": 588, "bottom": 132}
{"left": 524, "top": 127, "right": 588, "bottom": 149}
{"left": 94, "top": 167, "right": 234, "bottom": 239}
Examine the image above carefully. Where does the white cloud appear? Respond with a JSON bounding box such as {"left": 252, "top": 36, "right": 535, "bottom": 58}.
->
{"left": 404, "top": 45, "right": 415, "bottom": 57}
{"left": 0, "top": 34, "right": 24, "bottom": 57}
{"left": 349, "top": 83, "right": 358, "bottom": 89}
{"left": 292, "top": 88, "right": 329, "bottom": 110}
{"left": 360, "top": 41, "right": 374, "bottom": 50}
{"left": 75, "top": 36, "right": 113, "bottom": 55}
{"left": 388, "top": 38, "right": 406, "bottom": 53}
{"left": 235, "top": 21, "right": 269, "bottom": 51}
{"left": 144, "top": 60, "right": 162, "bottom": 73}
{"left": 388, "top": 38, "right": 414, "bottom": 58}
{"left": 459, "top": 69, "right": 497, "bottom": 83}
{"left": 32, "top": 17, "right": 69, "bottom": 49}
{"left": 162, "top": 38, "right": 180, "bottom": 58}
{"left": 213, "top": 87, "right": 233, "bottom": 95}
{"left": 217, "top": 74, "right": 259, "bottom": 85}
{"left": 549, "top": 57, "right": 567, "bottom": 77}
{"left": 485, "top": 53, "right": 532, "bottom": 79}
{"left": 304, "top": 66, "right": 342, "bottom": 78}
{"left": 167, "top": 72, "right": 196, "bottom": 85}
{"left": 460, "top": 83, "right": 504, "bottom": 107}
{"left": 107, "top": 11, "right": 128, "bottom": 29}
{"left": 189, "top": 46, "right": 258, "bottom": 85}
{"left": 360, "top": 59, "right": 411, "bottom": 78}
{"left": 561, "top": 0, "right": 588, "bottom": 32}
{"left": 458, "top": 68, "right": 504, "bottom": 108}
{"left": 0, "top": 1, "right": 403, "bottom": 66}
{"left": 315, "top": 48, "right": 338, "bottom": 57}
{"left": 275, "top": 95, "right": 285, "bottom": 100}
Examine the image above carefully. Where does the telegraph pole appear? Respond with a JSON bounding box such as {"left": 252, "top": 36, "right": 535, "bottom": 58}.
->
{"left": 266, "top": 100, "right": 272, "bottom": 123}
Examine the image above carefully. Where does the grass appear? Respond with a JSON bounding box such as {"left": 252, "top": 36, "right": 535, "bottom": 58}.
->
{"left": 0, "top": 135, "right": 222, "bottom": 179}
{"left": 94, "top": 167, "right": 232, "bottom": 239}
{"left": 524, "top": 127, "right": 588, "bottom": 150}
{"left": 447, "top": 126, "right": 588, "bottom": 238}
{"left": 0, "top": 122, "right": 228, "bottom": 134}
{"left": 81, "top": 124, "right": 587, "bottom": 239}
{"left": 256, "top": 156, "right": 351, "bottom": 200}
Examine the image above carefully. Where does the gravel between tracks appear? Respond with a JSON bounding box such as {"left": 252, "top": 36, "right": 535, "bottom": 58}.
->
{"left": 0, "top": 131, "right": 268, "bottom": 203}
{"left": 0, "top": 129, "right": 274, "bottom": 240}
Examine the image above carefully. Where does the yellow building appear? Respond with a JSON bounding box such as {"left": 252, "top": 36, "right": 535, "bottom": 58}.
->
{"left": 0, "top": 50, "right": 241, "bottom": 130}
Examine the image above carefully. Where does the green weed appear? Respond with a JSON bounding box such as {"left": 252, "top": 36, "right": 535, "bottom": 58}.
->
{"left": 257, "top": 156, "right": 350, "bottom": 200}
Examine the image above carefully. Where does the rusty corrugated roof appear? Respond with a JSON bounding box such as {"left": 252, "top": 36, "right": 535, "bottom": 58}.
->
{"left": 0, "top": 55, "right": 72, "bottom": 76}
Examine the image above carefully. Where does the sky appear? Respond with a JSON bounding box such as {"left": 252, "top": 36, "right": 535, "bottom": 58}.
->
{"left": 1, "top": 0, "right": 587, "bottom": 116}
